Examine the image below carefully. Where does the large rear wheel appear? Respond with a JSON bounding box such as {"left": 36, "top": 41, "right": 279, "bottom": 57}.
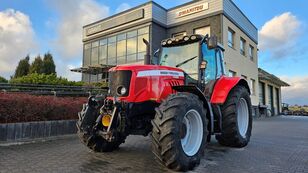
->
{"left": 216, "top": 86, "right": 252, "bottom": 147}
{"left": 151, "top": 93, "right": 208, "bottom": 171}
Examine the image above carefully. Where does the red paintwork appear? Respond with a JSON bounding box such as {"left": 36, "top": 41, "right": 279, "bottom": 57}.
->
{"left": 210, "top": 76, "right": 245, "bottom": 104}
{"left": 107, "top": 64, "right": 185, "bottom": 103}
{"left": 108, "top": 65, "right": 246, "bottom": 105}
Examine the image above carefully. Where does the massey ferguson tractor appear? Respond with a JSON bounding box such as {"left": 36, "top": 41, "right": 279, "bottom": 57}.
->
{"left": 77, "top": 34, "right": 252, "bottom": 171}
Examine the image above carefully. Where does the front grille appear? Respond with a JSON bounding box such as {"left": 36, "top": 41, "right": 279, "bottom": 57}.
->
{"left": 109, "top": 70, "right": 132, "bottom": 97}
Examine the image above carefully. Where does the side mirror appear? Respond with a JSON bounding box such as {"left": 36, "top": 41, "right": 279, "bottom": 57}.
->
{"left": 200, "top": 60, "right": 207, "bottom": 70}
{"left": 207, "top": 35, "right": 218, "bottom": 49}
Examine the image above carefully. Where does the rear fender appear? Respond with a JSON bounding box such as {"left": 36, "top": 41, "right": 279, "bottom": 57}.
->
{"left": 172, "top": 85, "right": 214, "bottom": 134}
{"left": 210, "top": 76, "right": 250, "bottom": 104}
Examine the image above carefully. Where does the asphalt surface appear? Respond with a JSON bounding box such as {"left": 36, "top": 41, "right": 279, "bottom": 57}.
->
{"left": 0, "top": 116, "right": 307, "bottom": 173}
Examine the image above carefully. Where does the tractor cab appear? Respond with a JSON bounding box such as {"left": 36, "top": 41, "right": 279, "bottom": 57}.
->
{"left": 157, "top": 35, "right": 226, "bottom": 96}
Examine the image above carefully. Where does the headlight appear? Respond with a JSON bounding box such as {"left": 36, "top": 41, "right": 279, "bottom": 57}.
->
{"left": 117, "top": 86, "right": 127, "bottom": 96}
{"left": 120, "top": 87, "right": 127, "bottom": 95}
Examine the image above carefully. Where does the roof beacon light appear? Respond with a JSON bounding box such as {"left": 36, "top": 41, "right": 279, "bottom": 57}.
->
{"left": 190, "top": 35, "right": 197, "bottom": 40}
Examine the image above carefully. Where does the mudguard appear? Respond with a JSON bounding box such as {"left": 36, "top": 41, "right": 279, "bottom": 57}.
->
{"left": 172, "top": 85, "right": 214, "bottom": 134}
{"left": 210, "top": 76, "right": 250, "bottom": 104}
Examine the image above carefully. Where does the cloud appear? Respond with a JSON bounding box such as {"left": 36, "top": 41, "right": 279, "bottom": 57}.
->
{"left": 115, "top": 3, "right": 131, "bottom": 14}
{"left": 259, "top": 12, "right": 301, "bottom": 59}
{"left": 48, "top": 0, "right": 110, "bottom": 80}
{"left": 51, "top": 0, "right": 110, "bottom": 60}
{"left": 56, "top": 61, "right": 82, "bottom": 81}
{"left": 0, "top": 9, "right": 37, "bottom": 78}
{"left": 281, "top": 76, "right": 308, "bottom": 106}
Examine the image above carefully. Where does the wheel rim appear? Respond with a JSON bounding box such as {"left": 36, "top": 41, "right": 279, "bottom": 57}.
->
{"left": 237, "top": 98, "right": 249, "bottom": 137}
{"left": 181, "top": 109, "right": 203, "bottom": 156}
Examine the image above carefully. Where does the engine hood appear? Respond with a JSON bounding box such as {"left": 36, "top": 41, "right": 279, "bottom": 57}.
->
{"left": 109, "top": 64, "right": 184, "bottom": 73}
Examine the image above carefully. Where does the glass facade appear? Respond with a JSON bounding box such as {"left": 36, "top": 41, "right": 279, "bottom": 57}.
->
{"left": 82, "top": 26, "right": 149, "bottom": 82}
{"left": 83, "top": 26, "right": 149, "bottom": 67}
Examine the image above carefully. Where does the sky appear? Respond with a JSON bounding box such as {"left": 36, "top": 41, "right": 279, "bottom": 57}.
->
{"left": 0, "top": 0, "right": 308, "bottom": 105}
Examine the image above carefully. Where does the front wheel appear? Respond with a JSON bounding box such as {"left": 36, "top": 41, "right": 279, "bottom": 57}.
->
{"left": 216, "top": 86, "right": 252, "bottom": 148}
{"left": 151, "top": 93, "right": 208, "bottom": 171}
{"left": 77, "top": 103, "right": 126, "bottom": 152}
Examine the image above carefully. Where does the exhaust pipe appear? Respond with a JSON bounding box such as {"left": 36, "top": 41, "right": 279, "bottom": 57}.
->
{"left": 143, "top": 38, "right": 151, "bottom": 65}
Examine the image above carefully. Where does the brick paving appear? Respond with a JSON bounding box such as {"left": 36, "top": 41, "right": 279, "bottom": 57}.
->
{"left": 0, "top": 116, "right": 307, "bottom": 173}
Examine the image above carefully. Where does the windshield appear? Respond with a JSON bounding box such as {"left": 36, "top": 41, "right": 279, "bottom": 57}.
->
{"left": 160, "top": 42, "right": 199, "bottom": 79}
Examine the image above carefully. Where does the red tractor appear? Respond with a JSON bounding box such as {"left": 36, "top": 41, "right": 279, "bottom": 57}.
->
{"left": 77, "top": 35, "right": 252, "bottom": 171}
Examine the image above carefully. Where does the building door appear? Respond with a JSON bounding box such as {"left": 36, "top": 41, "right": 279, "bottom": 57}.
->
{"left": 276, "top": 88, "right": 280, "bottom": 115}
{"left": 259, "top": 82, "right": 265, "bottom": 105}
{"left": 268, "top": 85, "right": 274, "bottom": 116}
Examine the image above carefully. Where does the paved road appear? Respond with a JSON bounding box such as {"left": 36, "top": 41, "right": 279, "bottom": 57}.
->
{"left": 0, "top": 116, "right": 307, "bottom": 173}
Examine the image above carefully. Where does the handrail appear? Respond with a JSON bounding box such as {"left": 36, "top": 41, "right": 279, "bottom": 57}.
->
{"left": 0, "top": 83, "right": 107, "bottom": 96}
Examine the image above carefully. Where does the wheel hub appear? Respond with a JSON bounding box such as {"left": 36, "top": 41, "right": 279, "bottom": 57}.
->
{"left": 180, "top": 109, "right": 203, "bottom": 156}
{"left": 237, "top": 98, "right": 249, "bottom": 137}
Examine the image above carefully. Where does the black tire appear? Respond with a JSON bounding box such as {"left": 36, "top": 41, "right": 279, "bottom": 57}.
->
{"left": 77, "top": 104, "right": 126, "bottom": 152}
{"left": 151, "top": 93, "right": 208, "bottom": 171}
{"left": 216, "top": 86, "right": 252, "bottom": 148}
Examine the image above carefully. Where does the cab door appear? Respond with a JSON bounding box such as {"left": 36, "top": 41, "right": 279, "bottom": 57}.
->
{"left": 201, "top": 43, "right": 224, "bottom": 98}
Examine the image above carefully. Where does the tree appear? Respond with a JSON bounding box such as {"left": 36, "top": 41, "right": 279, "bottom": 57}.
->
{"left": 14, "top": 55, "right": 30, "bottom": 78}
{"left": 42, "top": 52, "right": 56, "bottom": 74}
{"left": 0, "top": 76, "right": 8, "bottom": 83}
{"left": 30, "top": 55, "right": 43, "bottom": 74}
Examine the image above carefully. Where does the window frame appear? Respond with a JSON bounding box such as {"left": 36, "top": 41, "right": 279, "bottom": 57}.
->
{"left": 228, "top": 28, "right": 235, "bottom": 48}
{"left": 240, "top": 37, "right": 246, "bottom": 56}
{"left": 249, "top": 45, "right": 254, "bottom": 61}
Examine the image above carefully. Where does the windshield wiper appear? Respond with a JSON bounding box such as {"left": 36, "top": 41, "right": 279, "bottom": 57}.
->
{"left": 176, "top": 56, "right": 198, "bottom": 68}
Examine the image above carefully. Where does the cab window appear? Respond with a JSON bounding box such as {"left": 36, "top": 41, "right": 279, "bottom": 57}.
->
{"left": 216, "top": 50, "right": 224, "bottom": 78}
{"left": 202, "top": 44, "right": 216, "bottom": 83}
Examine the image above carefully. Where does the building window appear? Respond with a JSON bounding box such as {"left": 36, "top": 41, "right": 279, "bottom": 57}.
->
{"left": 194, "top": 26, "right": 210, "bottom": 36}
{"left": 99, "top": 39, "right": 107, "bottom": 64}
{"left": 137, "top": 33, "right": 149, "bottom": 61}
{"left": 91, "top": 41, "right": 99, "bottom": 65}
{"left": 117, "top": 33, "right": 127, "bottom": 64}
{"left": 107, "top": 36, "right": 117, "bottom": 65}
{"left": 83, "top": 26, "right": 149, "bottom": 70}
{"left": 127, "top": 37, "right": 137, "bottom": 63}
{"left": 83, "top": 43, "right": 91, "bottom": 66}
{"left": 250, "top": 79, "right": 256, "bottom": 95}
{"left": 240, "top": 37, "right": 246, "bottom": 56}
{"left": 249, "top": 45, "right": 254, "bottom": 61}
{"left": 172, "top": 31, "right": 187, "bottom": 38}
{"left": 228, "top": 70, "right": 236, "bottom": 77}
{"left": 228, "top": 28, "right": 235, "bottom": 48}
